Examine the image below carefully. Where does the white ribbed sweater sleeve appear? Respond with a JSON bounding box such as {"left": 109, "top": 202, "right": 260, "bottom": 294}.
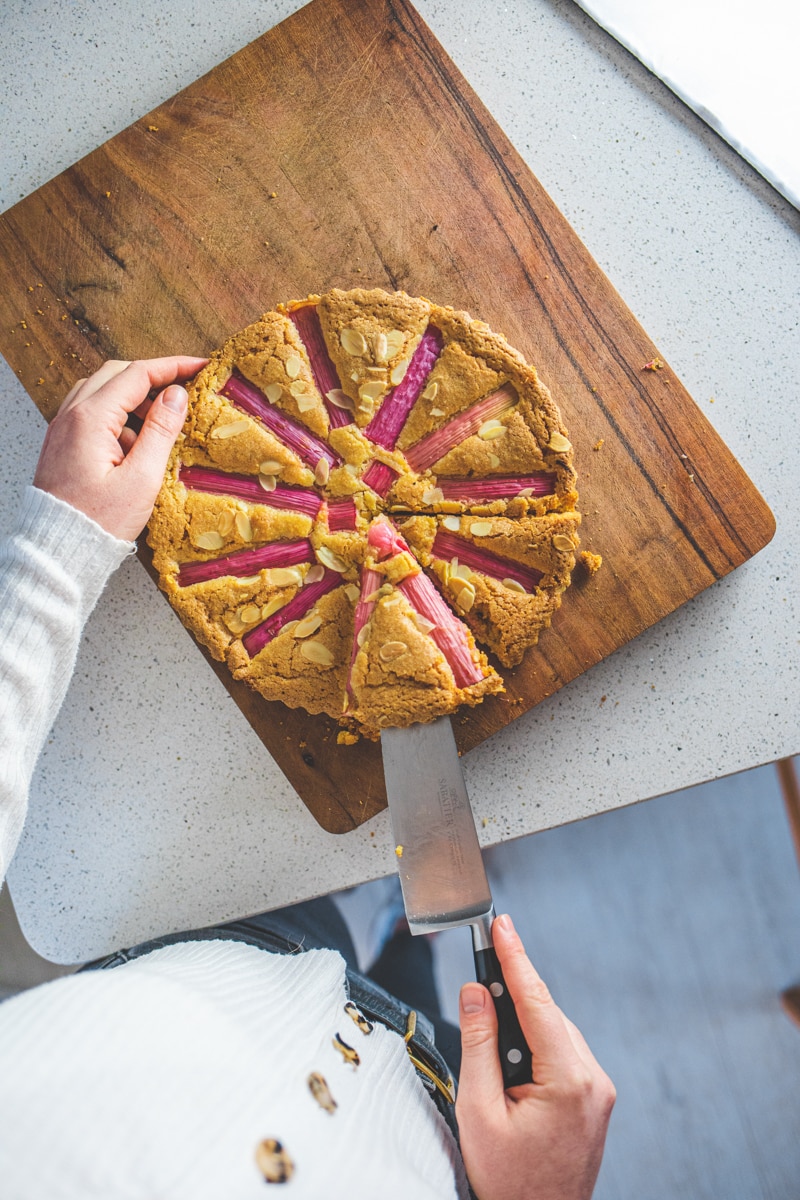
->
{"left": 0, "top": 486, "right": 133, "bottom": 882}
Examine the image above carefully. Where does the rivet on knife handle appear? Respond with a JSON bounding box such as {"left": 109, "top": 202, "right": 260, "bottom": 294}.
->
{"left": 472, "top": 933, "right": 533, "bottom": 1089}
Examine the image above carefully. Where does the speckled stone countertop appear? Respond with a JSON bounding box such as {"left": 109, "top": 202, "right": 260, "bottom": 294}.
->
{"left": 2, "top": 0, "right": 798, "bottom": 963}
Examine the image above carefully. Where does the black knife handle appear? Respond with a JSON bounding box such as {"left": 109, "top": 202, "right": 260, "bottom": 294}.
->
{"left": 473, "top": 944, "right": 533, "bottom": 1089}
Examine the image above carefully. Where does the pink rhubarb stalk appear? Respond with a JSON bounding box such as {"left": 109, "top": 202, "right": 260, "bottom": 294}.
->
{"left": 326, "top": 497, "right": 357, "bottom": 531}
{"left": 289, "top": 305, "right": 352, "bottom": 430}
{"left": 346, "top": 565, "right": 383, "bottom": 699}
{"left": 365, "top": 326, "right": 443, "bottom": 449}
{"left": 242, "top": 569, "right": 341, "bottom": 658}
{"left": 436, "top": 473, "right": 555, "bottom": 503}
{"left": 220, "top": 370, "right": 340, "bottom": 472}
{"left": 179, "top": 465, "right": 322, "bottom": 517}
{"left": 399, "top": 572, "right": 483, "bottom": 688}
{"left": 361, "top": 460, "right": 399, "bottom": 498}
{"left": 367, "top": 515, "right": 408, "bottom": 560}
{"left": 367, "top": 518, "right": 482, "bottom": 688}
{"left": 404, "top": 383, "right": 517, "bottom": 473}
{"left": 178, "top": 539, "right": 312, "bottom": 588}
{"left": 431, "top": 530, "right": 542, "bottom": 593}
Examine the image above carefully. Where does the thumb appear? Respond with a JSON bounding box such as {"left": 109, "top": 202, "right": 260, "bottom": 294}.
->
{"left": 124, "top": 384, "right": 187, "bottom": 490}
{"left": 456, "top": 983, "right": 505, "bottom": 1118}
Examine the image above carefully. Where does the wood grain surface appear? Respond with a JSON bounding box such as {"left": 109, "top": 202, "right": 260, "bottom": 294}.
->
{"left": 0, "top": 0, "right": 775, "bottom": 832}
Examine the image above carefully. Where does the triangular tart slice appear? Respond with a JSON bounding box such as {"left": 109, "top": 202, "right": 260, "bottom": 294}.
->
{"left": 400, "top": 511, "right": 582, "bottom": 667}
{"left": 229, "top": 580, "right": 355, "bottom": 718}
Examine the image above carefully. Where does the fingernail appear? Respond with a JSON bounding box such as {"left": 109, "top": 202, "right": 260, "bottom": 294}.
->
{"left": 162, "top": 384, "right": 188, "bottom": 412}
{"left": 495, "top": 913, "right": 514, "bottom": 935}
{"left": 461, "top": 984, "right": 487, "bottom": 1014}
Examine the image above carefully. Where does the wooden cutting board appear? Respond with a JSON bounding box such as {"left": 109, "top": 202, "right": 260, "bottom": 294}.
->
{"left": 0, "top": 0, "right": 774, "bottom": 833}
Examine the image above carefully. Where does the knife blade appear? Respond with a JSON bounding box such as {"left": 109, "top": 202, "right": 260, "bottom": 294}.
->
{"left": 381, "top": 715, "right": 532, "bottom": 1089}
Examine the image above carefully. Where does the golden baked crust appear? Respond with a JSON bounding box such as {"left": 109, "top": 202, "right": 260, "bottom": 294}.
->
{"left": 148, "top": 288, "right": 580, "bottom": 737}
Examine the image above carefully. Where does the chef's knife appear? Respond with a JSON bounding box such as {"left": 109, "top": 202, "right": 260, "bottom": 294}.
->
{"left": 381, "top": 715, "right": 532, "bottom": 1089}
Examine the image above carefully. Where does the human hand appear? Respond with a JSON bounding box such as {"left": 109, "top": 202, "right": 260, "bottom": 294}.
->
{"left": 456, "top": 915, "right": 615, "bottom": 1200}
{"left": 33, "top": 356, "right": 207, "bottom": 542}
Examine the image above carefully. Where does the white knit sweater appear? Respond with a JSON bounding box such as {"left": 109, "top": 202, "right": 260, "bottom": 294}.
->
{"left": 0, "top": 488, "right": 468, "bottom": 1200}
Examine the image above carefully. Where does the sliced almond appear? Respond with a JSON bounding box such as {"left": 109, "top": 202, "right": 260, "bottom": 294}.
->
{"left": 316, "top": 545, "right": 347, "bottom": 573}
{"left": 265, "top": 383, "right": 283, "bottom": 403}
{"left": 379, "top": 640, "right": 407, "bottom": 662}
{"left": 217, "top": 510, "right": 235, "bottom": 537}
{"left": 293, "top": 613, "right": 323, "bottom": 638}
{"left": 413, "top": 613, "right": 436, "bottom": 634}
{"left": 239, "top": 603, "right": 262, "bottom": 625}
{"left": 547, "top": 431, "right": 572, "bottom": 453}
{"left": 455, "top": 583, "right": 476, "bottom": 612}
{"left": 195, "top": 530, "right": 224, "bottom": 550}
{"left": 266, "top": 566, "right": 303, "bottom": 587}
{"left": 442, "top": 515, "right": 461, "bottom": 532}
{"left": 295, "top": 393, "right": 317, "bottom": 413}
{"left": 489, "top": 453, "right": 501, "bottom": 468}
{"left": 373, "top": 331, "right": 389, "bottom": 363}
{"left": 340, "top": 328, "right": 368, "bottom": 356}
{"left": 262, "top": 595, "right": 286, "bottom": 619}
{"left": 422, "top": 486, "right": 444, "bottom": 505}
{"left": 358, "top": 380, "right": 386, "bottom": 404}
{"left": 390, "top": 358, "right": 410, "bottom": 386}
{"left": 314, "top": 458, "right": 330, "bottom": 486}
{"left": 326, "top": 388, "right": 354, "bottom": 411}
{"left": 350, "top": 370, "right": 360, "bottom": 382}
{"left": 224, "top": 612, "right": 247, "bottom": 634}
{"left": 259, "top": 459, "right": 283, "bottom": 474}
{"left": 301, "top": 640, "right": 335, "bottom": 666}
{"left": 235, "top": 512, "right": 253, "bottom": 541}
{"left": 447, "top": 574, "right": 469, "bottom": 595}
{"left": 289, "top": 379, "right": 312, "bottom": 397}
{"left": 553, "top": 534, "right": 575, "bottom": 552}
{"left": 210, "top": 418, "right": 250, "bottom": 440}
{"left": 259, "top": 473, "right": 277, "bottom": 492}
{"left": 422, "top": 380, "right": 439, "bottom": 401}
{"left": 518, "top": 487, "right": 534, "bottom": 498}
{"left": 383, "top": 331, "right": 402, "bottom": 357}
{"left": 385, "top": 330, "right": 405, "bottom": 357}
{"left": 344, "top": 584, "right": 360, "bottom": 603}
{"left": 234, "top": 575, "right": 262, "bottom": 587}
{"left": 285, "top": 354, "right": 303, "bottom": 379}
{"left": 469, "top": 520, "right": 493, "bottom": 537}
{"left": 481, "top": 426, "right": 507, "bottom": 441}
{"left": 429, "top": 407, "right": 445, "bottom": 417}
{"left": 502, "top": 578, "right": 527, "bottom": 594}
{"left": 304, "top": 564, "right": 325, "bottom": 585}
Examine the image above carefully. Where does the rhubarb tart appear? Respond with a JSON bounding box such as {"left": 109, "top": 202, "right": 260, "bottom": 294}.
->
{"left": 147, "top": 288, "right": 580, "bottom": 737}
